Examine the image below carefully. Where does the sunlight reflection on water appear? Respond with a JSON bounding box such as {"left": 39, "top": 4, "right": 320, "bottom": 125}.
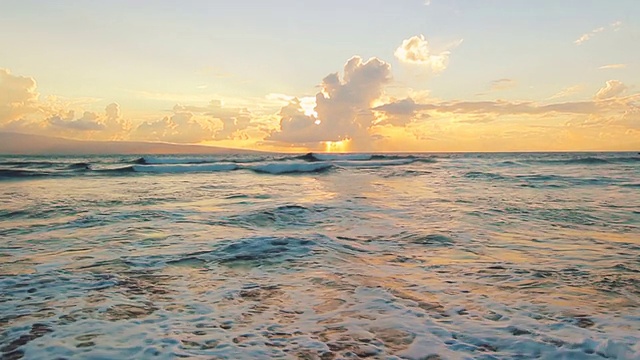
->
{"left": 1, "top": 153, "right": 639, "bottom": 359}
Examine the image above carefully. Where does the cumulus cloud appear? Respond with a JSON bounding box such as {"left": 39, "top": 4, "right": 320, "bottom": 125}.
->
{"left": 132, "top": 111, "right": 216, "bottom": 143}
{"left": 268, "top": 56, "right": 391, "bottom": 147}
{"left": 173, "top": 100, "right": 253, "bottom": 140}
{"left": 595, "top": 80, "right": 627, "bottom": 100}
{"left": 0, "top": 68, "right": 40, "bottom": 124}
{"left": 46, "top": 103, "right": 131, "bottom": 139}
{"left": 132, "top": 100, "right": 253, "bottom": 143}
{"left": 0, "top": 68, "right": 133, "bottom": 140}
{"left": 207, "top": 100, "right": 252, "bottom": 140}
{"left": 48, "top": 111, "right": 104, "bottom": 131}
{"left": 394, "top": 35, "right": 461, "bottom": 73}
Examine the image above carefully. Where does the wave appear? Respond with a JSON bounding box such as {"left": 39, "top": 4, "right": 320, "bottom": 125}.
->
{"left": 306, "top": 153, "right": 374, "bottom": 161}
{"left": 129, "top": 162, "right": 333, "bottom": 175}
{"left": 67, "top": 162, "right": 91, "bottom": 170}
{"left": 516, "top": 174, "right": 613, "bottom": 186}
{"left": 610, "top": 156, "right": 640, "bottom": 163}
{"left": 525, "top": 156, "right": 639, "bottom": 166}
{"left": 496, "top": 160, "right": 526, "bottom": 167}
{"left": 0, "top": 169, "right": 51, "bottom": 178}
{"left": 0, "top": 160, "right": 57, "bottom": 166}
{"left": 464, "top": 171, "right": 508, "bottom": 180}
{"left": 132, "top": 163, "right": 239, "bottom": 173}
{"left": 529, "top": 157, "right": 612, "bottom": 165}
{"left": 295, "top": 152, "right": 421, "bottom": 162}
{"left": 134, "top": 156, "right": 219, "bottom": 165}
{"left": 91, "top": 166, "right": 136, "bottom": 174}
{"left": 248, "top": 162, "right": 333, "bottom": 174}
{"left": 333, "top": 159, "right": 415, "bottom": 167}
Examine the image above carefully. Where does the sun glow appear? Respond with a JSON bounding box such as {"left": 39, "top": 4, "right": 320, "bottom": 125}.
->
{"left": 323, "top": 139, "right": 351, "bottom": 152}
{"left": 300, "top": 96, "right": 318, "bottom": 117}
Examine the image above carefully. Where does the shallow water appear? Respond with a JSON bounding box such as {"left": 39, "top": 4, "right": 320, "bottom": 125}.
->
{"left": 1, "top": 152, "right": 639, "bottom": 359}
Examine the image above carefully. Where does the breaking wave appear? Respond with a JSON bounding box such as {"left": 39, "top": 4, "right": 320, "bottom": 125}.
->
{"left": 248, "top": 162, "right": 334, "bottom": 174}
{"left": 133, "top": 163, "right": 239, "bottom": 173}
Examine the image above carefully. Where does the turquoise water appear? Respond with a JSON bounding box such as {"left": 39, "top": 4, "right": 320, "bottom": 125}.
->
{"left": 1, "top": 153, "right": 639, "bottom": 359}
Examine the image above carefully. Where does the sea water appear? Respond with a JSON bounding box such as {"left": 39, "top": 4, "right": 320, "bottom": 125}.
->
{"left": 1, "top": 152, "right": 639, "bottom": 359}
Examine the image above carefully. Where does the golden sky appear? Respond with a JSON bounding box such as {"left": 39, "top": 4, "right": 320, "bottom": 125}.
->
{"left": 1, "top": 1, "right": 638, "bottom": 152}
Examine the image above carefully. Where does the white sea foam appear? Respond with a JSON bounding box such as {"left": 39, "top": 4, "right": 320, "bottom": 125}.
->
{"left": 2, "top": 152, "right": 639, "bottom": 359}
{"left": 248, "top": 162, "right": 333, "bottom": 174}
{"left": 133, "top": 163, "right": 238, "bottom": 173}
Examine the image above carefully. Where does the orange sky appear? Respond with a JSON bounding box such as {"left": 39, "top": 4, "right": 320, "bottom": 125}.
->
{"left": 1, "top": 1, "right": 638, "bottom": 152}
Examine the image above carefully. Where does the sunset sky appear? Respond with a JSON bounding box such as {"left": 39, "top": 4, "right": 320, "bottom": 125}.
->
{"left": 1, "top": 0, "right": 638, "bottom": 152}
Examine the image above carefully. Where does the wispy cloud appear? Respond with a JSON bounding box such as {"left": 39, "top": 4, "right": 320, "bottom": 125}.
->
{"left": 574, "top": 21, "right": 622, "bottom": 45}
{"left": 548, "top": 85, "right": 585, "bottom": 100}
{"left": 610, "top": 20, "right": 623, "bottom": 31}
{"left": 599, "top": 64, "right": 626, "bottom": 70}
{"left": 490, "top": 78, "right": 517, "bottom": 91}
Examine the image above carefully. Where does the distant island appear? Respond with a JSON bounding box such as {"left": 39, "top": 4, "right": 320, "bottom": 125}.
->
{"left": 0, "top": 132, "right": 261, "bottom": 155}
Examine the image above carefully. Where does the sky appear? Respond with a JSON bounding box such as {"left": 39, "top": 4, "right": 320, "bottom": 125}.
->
{"left": 1, "top": 0, "right": 638, "bottom": 152}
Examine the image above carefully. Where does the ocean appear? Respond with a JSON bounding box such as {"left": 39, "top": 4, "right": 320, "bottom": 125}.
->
{"left": 1, "top": 152, "right": 639, "bottom": 359}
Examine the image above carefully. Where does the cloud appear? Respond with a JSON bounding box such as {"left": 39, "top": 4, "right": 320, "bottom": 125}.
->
{"left": 132, "top": 100, "right": 253, "bottom": 143}
{"left": 595, "top": 80, "right": 627, "bottom": 100}
{"left": 394, "top": 35, "right": 461, "bottom": 73}
{"left": 610, "top": 20, "right": 622, "bottom": 31}
{"left": 132, "top": 111, "right": 216, "bottom": 144}
{"left": 548, "top": 85, "right": 585, "bottom": 100}
{"left": 46, "top": 103, "right": 131, "bottom": 138}
{"left": 48, "top": 111, "right": 104, "bottom": 131}
{"left": 574, "top": 27, "right": 604, "bottom": 45}
{"left": 376, "top": 89, "right": 639, "bottom": 121}
{"left": 373, "top": 98, "right": 429, "bottom": 126}
{"left": 0, "top": 68, "right": 40, "bottom": 124}
{"left": 599, "top": 64, "right": 626, "bottom": 70}
{"left": 206, "top": 100, "right": 252, "bottom": 140}
{"left": 172, "top": 100, "right": 253, "bottom": 140}
{"left": 490, "top": 79, "right": 517, "bottom": 91}
{"left": 574, "top": 21, "right": 622, "bottom": 45}
{"left": 268, "top": 56, "right": 391, "bottom": 147}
